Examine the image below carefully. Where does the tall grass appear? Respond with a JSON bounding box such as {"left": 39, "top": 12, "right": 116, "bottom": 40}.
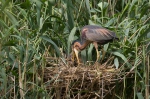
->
{"left": 0, "top": 0, "right": 149, "bottom": 98}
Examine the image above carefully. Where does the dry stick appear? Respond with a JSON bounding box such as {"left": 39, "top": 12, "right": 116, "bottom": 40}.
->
{"left": 98, "top": 72, "right": 101, "bottom": 98}
{"left": 119, "top": 60, "right": 142, "bottom": 83}
{"left": 14, "top": 76, "right": 15, "bottom": 99}
{"left": 18, "top": 59, "right": 24, "bottom": 99}
{"left": 102, "top": 56, "right": 114, "bottom": 68}
{"left": 53, "top": 70, "right": 62, "bottom": 99}
{"left": 94, "top": 92, "right": 101, "bottom": 98}
{"left": 17, "top": 39, "right": 24, "bottom": 98}
{"left": 87, "top": 72, "right": 93, "bottom": 83}
{"left": 143, "top": 16, "right": 150, "bottom": 25}
{"left": 5, "top": 76, "right": 15, "bottom": 98}
{"left": 103, "top": 85, "right": 116, "bottom": 98}
{"left": 80, "top": 72, "right": 85, "bottom": 89}
{"left": 101, "top": 78, "right": 104, "bottom": 99}
{"left": 5, "top": 86, "right": 14, "bottom": 98}
{"left": 118, "top": 57, "right": 131, "bottom": 72}
{"left": 60, "top": 57, "right": 68, "bottom": 67}
{"left": 70, "top": 67, "right": 78, "bottom": 98}
{"left": 21, "top": 38, "right": 29, "bottom": 95}
{"left": 129, "top": 28, "right": 140, "bottom": 40}
{"left": 33, "top": 58, "right": 35, "bottom": 89}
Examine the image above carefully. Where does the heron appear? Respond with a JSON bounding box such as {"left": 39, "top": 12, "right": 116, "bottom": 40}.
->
{"left": 71, "top": 25, "right": 119, "bottom": 64}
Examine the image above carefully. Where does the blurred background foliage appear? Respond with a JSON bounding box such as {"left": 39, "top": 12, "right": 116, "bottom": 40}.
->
{"left": 0, "top": 0, "right": 150, "bottom": 98}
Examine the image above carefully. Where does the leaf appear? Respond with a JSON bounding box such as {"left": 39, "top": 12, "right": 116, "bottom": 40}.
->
{"left": 8, "top": 53, "right": 16, "bottom": 66}
{"left": 88, "top": 44, "right": 94, "bottom": 61}
{"left": 105, "top": 18, "right": 115, "bottom": 27}
{"left": 97, "top": 2, "right": 108, "bottom": 10}
{"left": 65, "top": 0, "right": 74, "bottom": 30}
{"left": 113, "top": 52, "right": 127, "bottom": 62}
{"left": 67, "top": 27, "right": 77, "bottom": 54}
{"left": 85, "top": 0, "right": 91, "bottom": 17}
{"left": 147, "top": 32, "right": 150, "bottom": 38}
{"left": 114, "top": 58, "right": 119, "bottom": 69}
{"left": 39, "top": 16, "right": 43, "bottom": 30}
{"left": 140, "top": 26, "right": 150, "bottom": 39}
{"left": 140, "top": 3, "right": 149, "bottom": 18}
{"left": 81, "top": 50, "right": 86, "bottom": 63}
{"left": 3, "top": 40, "right": 18, "bottom": 46}
{"left": 36, "top": 1, "right": 42, "bottom": 28}
{"left": 16, "top": 5, "right": 28, "bottom": 18}
{"left": 136, "top": 92, "right": 144, "bottom": 99}
{"left": 0, "top": 19, "right": 8, "bottom": 28}
{"left": 31, "top": 0, "right": 42, "bottom": 28}
{"left": 104, "top": 43, "right": 109, "bottom": 51}
{"left": 1, "top": 0, "right": 10, "bottom": 11}
{"left": 16, "top": 45, "right": 25, "bottom": 63}
{"left": 41, "top": 36, "right": 60, "bottom": 56}
{"left": 132, "top": 25, "right": 147, "bottom": 44}
{"left": 128, "top": 0, "right": 138, "bottom": 14}
{"left": 4, "top": 10, "right": 19, "bottom": 26}
{"left": 89, "top": 20, "right": 96, "bottom": 25}
{"left": 11, "top": 35, "right": 26, "bottom": 43}
{"left": 146, "top": 44, "right": 150, "bottom": 53}
{"left": 113, "top": 52, "right": 131, "bottom": 67}
{"left": 119, "top": 3, "right": 129, "bottom": 20}
{"left": 0, "top": 68, "right": 7, "bottom": 90}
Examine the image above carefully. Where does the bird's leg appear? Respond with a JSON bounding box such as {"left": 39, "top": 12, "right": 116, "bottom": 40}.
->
{"left": 93, "top": 42, "right": 100, "bottom": 62}
{"left": 73, "top": 48, "right": 80, "bottom": 65}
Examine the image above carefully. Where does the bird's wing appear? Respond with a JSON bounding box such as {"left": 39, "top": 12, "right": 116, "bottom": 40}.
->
{"left": 83, "top": 27, "right": 117, "bottom": 42}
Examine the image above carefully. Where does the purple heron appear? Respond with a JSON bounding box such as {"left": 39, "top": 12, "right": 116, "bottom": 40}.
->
{"left": 71, "top": 25, "right": 119, "bottom": 64}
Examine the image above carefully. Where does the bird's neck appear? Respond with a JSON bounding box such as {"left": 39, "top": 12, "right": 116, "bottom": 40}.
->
{"left": 79, "top": 40, "right": 90, "bottom": 50}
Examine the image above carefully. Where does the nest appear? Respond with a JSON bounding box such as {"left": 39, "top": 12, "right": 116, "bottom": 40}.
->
{"left": 40, "top": 57, "right": 134, "bottom": 99}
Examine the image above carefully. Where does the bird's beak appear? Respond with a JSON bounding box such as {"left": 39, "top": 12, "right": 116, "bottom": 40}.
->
{"left": 73, "top": 48, "right": 80, "bottom": 64}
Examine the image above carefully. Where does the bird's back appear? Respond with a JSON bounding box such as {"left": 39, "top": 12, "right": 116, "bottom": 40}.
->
{"left": 81, "top": 25, "right": 118, "bottom": 43}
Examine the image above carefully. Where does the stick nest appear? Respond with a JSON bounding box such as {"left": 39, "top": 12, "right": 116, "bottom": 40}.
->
{"left": 40, "top": 57, "right": 134, "bottom": 99}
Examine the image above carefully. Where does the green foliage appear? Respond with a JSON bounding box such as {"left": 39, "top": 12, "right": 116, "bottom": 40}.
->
{"left": 0, "top": 0, "right": 149, "bottom": 98}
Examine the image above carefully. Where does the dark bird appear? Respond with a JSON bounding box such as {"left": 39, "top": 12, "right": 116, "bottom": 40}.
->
{"left": 71, "top": 25, "right": 119, "bottom": 64}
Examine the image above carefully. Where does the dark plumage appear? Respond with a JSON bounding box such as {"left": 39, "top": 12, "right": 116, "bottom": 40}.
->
{"left": 72, "top": 25, "right": 118, "bottom": 64}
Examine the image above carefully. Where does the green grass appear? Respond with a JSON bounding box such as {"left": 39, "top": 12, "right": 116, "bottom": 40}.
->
{"left": 0, "top": 0, "right": 150, "bottom": 99}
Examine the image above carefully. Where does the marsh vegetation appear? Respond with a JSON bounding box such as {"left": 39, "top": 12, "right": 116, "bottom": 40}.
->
{"left": 0, "top": 0, "right": 150, "bottom": 99}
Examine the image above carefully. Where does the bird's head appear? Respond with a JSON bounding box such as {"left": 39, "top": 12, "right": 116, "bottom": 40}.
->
{"left": 72, "top": 39, "right": 82, "bottom": 52}
{"left": 70, "top": 39, "right": 82, "bottom": 64}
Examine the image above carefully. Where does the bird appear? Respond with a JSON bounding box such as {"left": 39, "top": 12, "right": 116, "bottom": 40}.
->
{"left": 71, "top": 25, "right": 119, "bottom": 64}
